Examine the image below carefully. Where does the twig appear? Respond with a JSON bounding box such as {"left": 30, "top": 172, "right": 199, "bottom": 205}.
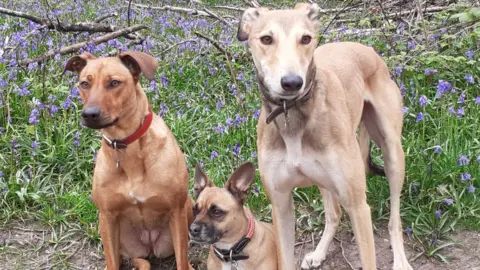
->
{"left": 94, "top": 12, "right": 118, "bottom": 23}
{"left": 127, "top": 0, "right": 133, "bottom": 27}
{"left": 0, "top": 7, "right": 46, "bottom": 24}
{"left": 203, "top": 7, "right": 234, "bottom": 28}
{"left": 245, "top": 0, "right": 261, "bottom": 8}
{"left": 334, "top": 237, "right": 355, "bottom": 270}
{"left": 129, "top": 2, "right": 211, "bottom": 17}
{"left": 19, "top": 24, "right": 147, "bottom": 65}
{"left": 320, "top": 0, "right": 357, "bottom": 43}
{"left": 159, "top": 39, "right": 198, "bottom": 55}
{"left": 213, "top": 5, "right": 245, "bottom": 12}
{"left": 193, "top": 31, "right": 231, "bottom": 58}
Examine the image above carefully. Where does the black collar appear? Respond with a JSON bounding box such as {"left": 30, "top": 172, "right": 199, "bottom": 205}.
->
{"left": 263, "top": 85, "right": 314, "bottom": 124}
{"left": 213, "top": 236, "right": 251, "bottom": 262}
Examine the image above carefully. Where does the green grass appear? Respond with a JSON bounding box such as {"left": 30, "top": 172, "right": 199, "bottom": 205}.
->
{"left": 0, "top": 0, "right": 479, "bottom": 263}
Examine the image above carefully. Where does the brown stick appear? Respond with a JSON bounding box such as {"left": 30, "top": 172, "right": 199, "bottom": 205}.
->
{"left": 0, "top": 7, "right": 46, "bottom": 24}
{"left": 19, "top": 24, "right": 146, "bottom": 66}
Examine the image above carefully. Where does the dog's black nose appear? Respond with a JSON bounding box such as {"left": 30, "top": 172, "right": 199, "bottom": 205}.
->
{"left": 189, "top": 223, "right": 202, "bottom": 237}
{"left": 81, "top": 107, "right": 101, "bottom": 121}
{"left": 281, "top": 74, "right": 303, "bottom": 92}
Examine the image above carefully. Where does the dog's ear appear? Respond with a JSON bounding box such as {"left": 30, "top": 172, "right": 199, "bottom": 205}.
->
{"left": 119, "top": 51, "right": 158, "bottom": 82}
{"left": 194, "top": 163, "right": 214, "bottom": 198}
{"left": 224, "top": 162, "right": 256, "bottom": 204}
{"left": 64, "top": 52, "right": 96, "bottom": 74}
{"left": 237, "top": 7, "right": 268, "bottom": 41}
{"left": 295, "top": 3, "right": 321, "bottom": 21}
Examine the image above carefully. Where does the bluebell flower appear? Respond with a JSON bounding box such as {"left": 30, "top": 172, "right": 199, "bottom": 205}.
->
{"left": 435, "top": 209, "right": 441, "bottom": 219}
{"left": 444, "top": 198, "right": 454, "bottom": 206}
{"left": 433, "top": 146, "right": 442, "bottom": 154}
{"left": 467, "top": 185, "right": 476, "bottom": 193}
{"left": 465, "top": 50, "right": 474, "bottom": 60}
{"left": 210, "top": 150, "right": 218, "bottom": 160}
{"left": 233, "top": 143, "right": 241, "bottom": 156}
{"left": 418, "top": 95, "right": 428, "bottom": 107}
{"left": 458, "top": 155, "right": 469, "bottom": 166}
{"left": 436, "top": 80, "right": 451, "bottom": 99}
{"left": 404, "top": 227, "right": 412, "bottom": 236}
{"left": 416, "top": 112, "right": 424, "bottom": 122}
{"left": 29, "top": 108, "right": 40, "bottom": 124}
{"left": 460, "top": 173, "right": 471, "bottom": 181}
{"left": 464, "top": 74, "right": 474, "bottom": 84}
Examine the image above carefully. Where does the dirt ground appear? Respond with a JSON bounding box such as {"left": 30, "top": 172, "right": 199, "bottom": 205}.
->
{"left": 1, "top": 222, "right": 479, "bottom": 270}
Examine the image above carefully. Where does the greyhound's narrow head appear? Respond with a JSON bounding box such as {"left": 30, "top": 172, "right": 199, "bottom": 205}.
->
{"left": 237, "top": 3, "right": 321, "bottom": 102}
{"left": 64, "top": 51, "right": 158, "bottom": 129}
{"left": 189, "top": 162, "right": 256, "bottom": 245}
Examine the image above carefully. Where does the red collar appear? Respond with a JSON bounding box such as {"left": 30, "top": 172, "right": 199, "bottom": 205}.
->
{"left": 102, "top": 107, "right": 153, "bottom": 150}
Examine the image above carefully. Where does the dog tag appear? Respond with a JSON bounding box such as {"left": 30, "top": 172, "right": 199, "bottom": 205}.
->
{"left": 116, "top": 159, "right": 120, "bottom": 168}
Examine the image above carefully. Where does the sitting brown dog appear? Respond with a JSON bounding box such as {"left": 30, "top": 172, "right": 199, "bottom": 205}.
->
{"left": 64, "top": 51, "right": 193, "bottom": 270}
{"left": 189, "top": 162, "right": 277, "bottom": 270}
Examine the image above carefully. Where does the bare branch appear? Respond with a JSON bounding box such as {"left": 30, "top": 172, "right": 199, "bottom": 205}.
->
{"left": 203, "top": 7, "right": 234, "bottom": 28}
{"left": 129, "top": 2, "right": 211, "bottom": 17}
{"left": 94, "top": 12, "right": 118, "bottom": 23}
{"left": 127, "top": 0, "right": 133, "bottom": 27}
{"left": 193, "top": 31, "right": 231, "bottom": 58}
{"left": 19, "top": 24, "right": 147, "bottom": 66}
{"left": 159, "top": 39, "right": 198, "bottom": 55}
{"left": 0, "top": 7, "right": 47, "bottom": 24}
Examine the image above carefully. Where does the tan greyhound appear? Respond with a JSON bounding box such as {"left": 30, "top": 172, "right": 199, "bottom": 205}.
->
{"left": 237, "top": 3, "right": 412, "bottom": 270}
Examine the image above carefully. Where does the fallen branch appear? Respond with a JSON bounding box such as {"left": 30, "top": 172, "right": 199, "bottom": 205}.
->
{"left": 129, "top": 2, "right": 211, "bottom": 17}
{"left": 159, "top": 39, "right": 198, "bottom": 55}
{"left": 19, "top": 24, "right": 146, "bottom": 66}
{"left": 94, "top": 12, "right": 118, "bottom": 23}
{"left": 203, "top": 7, "right": 234, "bottom": 28}
{"left": 193, "top": 31, "right": 231, "bottom": 58}
{"left": 0, "top": 7, "right": 46, "bottom": 25}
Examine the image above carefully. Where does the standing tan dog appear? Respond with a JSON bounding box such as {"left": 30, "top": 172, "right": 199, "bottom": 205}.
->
{"left": 189, "top": 162, "right": 277, "bottom": 270}
{"left": 237, "top": 3, "right": 412, "bottom": 270}
{"left": 64, "top": 51, "right": 193, "bottom": 270}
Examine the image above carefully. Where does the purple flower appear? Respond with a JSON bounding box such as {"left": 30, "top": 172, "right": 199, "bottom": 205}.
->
{"left": 215, "top": 123, "right": 225, "bottom": 133}
{"left": 407, "top": 41, "right": 416, "bottom": 50}
{"left": 465, "top": 50, "right": 474, "bottom": 60}
{"left": 477, "top": 155, "right": 480, "bottom": 164}
{"left": 253, "top": 109, "right": 261, "bottom": 119}
{"left": 402, "top": 106, "right": 409, "bottom": 115}
{"left": 251, "top": 152, "right": 257, "bottom": 158}
{"left": 464, "top": 74, "right": 474, "bottom": 84}
{"left": 0, "top": 170, "right": 4, "bottom": 177}
{"left": 159, "top": 103, "right": 168, "bottom": 116}
{"left": 456, "top": 107, "right": 465, "bottom": 118}
{"left": 62, "top": 96, "right": 72, "bottom": 110}
{"left": 31, "top": 141, "right": 39, "bottom": 156}
{"left": 467, "top": 185, "right": 476, "bottom": 193}
{"left": 92, "top": 151, "right": 97, "bottom": 163}
{"left": 433, "top": 146, "right": 442, "bottom": 154}
{"left": 475, "top": 96, "right": 480, "bottom": 104}
{"left": 444, "top": 198, "right": 454, "bottom": 206}
{"left": 160, "top": 74, "right": 168, "bottom": 87}
{"left": 210, "top": 150, "right": 218, "bottom": 160}
{"left": 395, "top": 65, "right": 403, "bottom": 75}
{"left": 435, "top": 209, "right": 441, "bottom": 219}
{"left": 405, "top": 227, "right": 412, "bottom": 236}
{"left": 424, "top": 68, "right": 438, "bottom": 76}
{"left": 448, "top": 106, "right": 455, "bottom": 115}
{"left": 216, "top": 100, "right": 224, "bottom": 110}
{"left": 233, "top": 143, "right": 241, "bottom": 156}
{"left": 49, "top": 105, "right": 58, "bottom": 116}
{"left": 458, "top": 155, "right": 469, "bottom": 166}
{"left": 458, "top": 93, "right": 465, "bottom": 104}
{"left": 29, "top": 108, "right": 40, "bottom": 124}
{"left": 225, "top": 118, "right": 233, "bottom": 128}
{"left": 236, "top": 72, "right": 245, "bottom": 81}
{"left": 436, "top": 80, "right": 451, "bottom": 99}
{"left": 73, "top": 131, "right": 80, "bottom": 147}
{"left": 460, "top": 173, "right": 471, "bottom": 181}
{"left": 418, "top": 95, "right": 428, "bottom": 107}
{"left": 252, "top": 186, "right": 260, "bottom": 196}
{"left": 416, "top": 112, "right": 424, "bottom": 122}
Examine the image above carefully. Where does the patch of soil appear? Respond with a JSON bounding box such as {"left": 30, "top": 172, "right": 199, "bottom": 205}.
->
{"left": 1, "top": 222, "right": 479, "bottom": 269}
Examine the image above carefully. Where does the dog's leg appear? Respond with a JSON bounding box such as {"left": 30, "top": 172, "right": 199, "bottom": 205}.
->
{"left": 342, "top": 190, "right": 376, "bottom": 270}
{"left": 301, "top": 188, "right": 341, "bottom": 269}
{"left": 99, "top": 212, "right": 121, "bottom": 270}
{"left": 363, "top": 100, "right": 412, "bottom": 270}
{"left": 168, "top": 206, "right": 191, "bottom": 270}
{"left": 270, "top": 189, "right": 296, "bottom": 270}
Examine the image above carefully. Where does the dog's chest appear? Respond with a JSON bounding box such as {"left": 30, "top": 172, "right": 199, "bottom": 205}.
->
{"left": 261, "top": 133, "right": 337, "bottom": 190}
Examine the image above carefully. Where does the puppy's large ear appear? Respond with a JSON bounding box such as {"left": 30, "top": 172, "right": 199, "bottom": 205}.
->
{"left": 295, "top": 3, "right": 322, "bottom": 21}
{"left": 224, "top": 162, "right": 256, "bottom": 204}
{"left": 119, "top": 51, "right": 158, "bottom": 82}
{"left": 194, "top": 163, "right": 214, "bottom": 198}
{"left": 64, "top": 52, "right": 96, "bottom": 74}
{"left": 237, "top": 7, "right": 268, "bottom": 41}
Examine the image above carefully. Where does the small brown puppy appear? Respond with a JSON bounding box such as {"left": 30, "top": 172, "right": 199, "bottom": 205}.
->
{"left": 189, "top": 162, "right": 277, "bottom": 270}
{"left": 64, "top": 51, "right": 193, "bottom": 270}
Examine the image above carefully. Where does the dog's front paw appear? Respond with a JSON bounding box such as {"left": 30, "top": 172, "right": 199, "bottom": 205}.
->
{"left": 393, "top": 259, "right": 413, "bottom": 270}
{"left": 301, "top": 251, "right": 326, "bottom": 269}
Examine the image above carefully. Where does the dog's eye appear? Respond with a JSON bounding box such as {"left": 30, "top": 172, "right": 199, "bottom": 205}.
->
{"left": 209, "top": 207, "right": 225, "bottom": 218}
{"left": 79, "top": 81, "right": 90, "bottom": 89}
{"left": 109, "top": 80, "right": 121, "bottom": 88}
{"left": 260, "top": 35, "right": 273, "bottom": 45}
{"left": 301, "top": 35, "right": 312, "bottom": 45}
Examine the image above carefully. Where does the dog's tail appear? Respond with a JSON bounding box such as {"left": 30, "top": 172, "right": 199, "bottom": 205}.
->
{"left": 358, "top": 119, "right": 385, "bottom": 177}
